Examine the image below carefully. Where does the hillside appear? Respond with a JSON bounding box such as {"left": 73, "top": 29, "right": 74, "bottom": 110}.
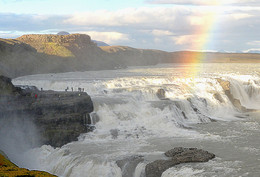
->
{"left": 100, "top": 46, "right": 167, "bottom": 66}
{"left": 0, "top": 34, "right": 121, "bottom": 78}
{"left": 1, "top": 34, "right": 260, "bottom": 78}
{"left": 166, "top": 51, "right": 260, "bottom": 63}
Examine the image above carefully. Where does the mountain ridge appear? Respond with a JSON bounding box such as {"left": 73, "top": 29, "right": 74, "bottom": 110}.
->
{"left": 1, "top": 33, "right": 260, "bottom": 78}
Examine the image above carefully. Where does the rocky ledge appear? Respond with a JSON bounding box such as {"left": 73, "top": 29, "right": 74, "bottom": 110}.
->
{"left": 145, "top": 147, "right": 215, "bottom": 177}
{"left": 0, "top": 75, "right": 94, "bottom": 147}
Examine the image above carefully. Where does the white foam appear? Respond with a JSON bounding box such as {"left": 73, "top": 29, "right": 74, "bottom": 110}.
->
{"left": 11, "top": 63, "right": 260, "bottom": 177}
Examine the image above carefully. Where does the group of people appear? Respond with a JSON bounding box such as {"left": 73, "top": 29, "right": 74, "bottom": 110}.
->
{"left": 65, "top": 87, "right": 84, "bottom": 92}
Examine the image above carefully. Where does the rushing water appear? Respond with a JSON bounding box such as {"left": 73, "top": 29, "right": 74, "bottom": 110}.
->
{"left": 12, "top": 63, "right": 260, "bottom": 177}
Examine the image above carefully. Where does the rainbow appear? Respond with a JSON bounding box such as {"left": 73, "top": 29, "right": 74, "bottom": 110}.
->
{"left": 176, "top": 4, "right": 222, "bottom": 77}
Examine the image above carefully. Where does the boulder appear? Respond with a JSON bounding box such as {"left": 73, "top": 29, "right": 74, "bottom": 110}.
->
{"left": 145, "top": 147, "right": 215, "bottom": 177}
{"left": 0, "top": 76, "right": 94, "bottom": 147}
{"left": 116, "top": 155, "right": 144, "bottom": 177}
{"left": 156, "top": 88, "right": 169, "bottom": 100}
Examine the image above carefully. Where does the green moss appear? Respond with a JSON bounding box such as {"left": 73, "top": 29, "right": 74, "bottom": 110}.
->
{"left": 0, "top": 39, "right": 18, "bottom": 45}
{"left": 0, "top": 152, "right": 57, "bottom": 177}
{"left": 42, "top": 42, "right": 74, "bottom": 57}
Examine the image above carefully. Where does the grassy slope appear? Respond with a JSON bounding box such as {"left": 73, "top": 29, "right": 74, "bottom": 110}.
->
{"left": 0, "top": 152, "right": 57, "bottom": 177}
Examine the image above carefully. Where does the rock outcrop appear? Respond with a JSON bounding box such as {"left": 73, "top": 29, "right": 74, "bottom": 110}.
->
{"left": 145, "top": 147, "right": 215, "bottom": 177}
{"left": 0, "top": 34, "right": 121, "bottom": 78}
{"left": 17, "top": 34, "right": 121, "bottom": 70}
{"left": 216, "top": 78, "right": 254, "bottom": 112}
{"left": 0, "top": 151, "right": 57, "bottom": 176}
{"left": 0, "top": 75, "right": 93, "bottom": 147}
{"left": 116, "top": 155, "right": 144, "bottom": 177}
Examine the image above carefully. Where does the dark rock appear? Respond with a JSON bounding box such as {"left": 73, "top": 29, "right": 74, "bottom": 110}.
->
{"left": 116, "top": 155, "right": 144, "bottom": 177}
{"left": 145, "top": 160, "right": 177, "bottom": 177}
{"left": 156, "top": 88, "right": 167, "bottom": 100}
{"left": 110, "top": 129, "right": 119, "bottom": 139}
{"left": 0, "top": 76, "right": 94, "bottom": 147}
{"left": 145, "top": 147, "right": 215, "bottom": 177}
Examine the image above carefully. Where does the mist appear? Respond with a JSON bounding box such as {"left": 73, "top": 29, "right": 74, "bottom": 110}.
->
{"left": 0, "top": 113, "right": 41, "bottom": 168}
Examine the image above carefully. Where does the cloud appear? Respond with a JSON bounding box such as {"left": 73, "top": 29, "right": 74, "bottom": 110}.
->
{"left": 0, "top": 4, "right": 260, "bottom": 52}
{"left": 247, "top": 41, "right": 260, "bottom": 46}
{"left": 146, "top": 0, "right": 260, "bottom": 6}
{"left": 151, "top": 30, "right": 174, "bottom": 36}
{"left": 79, "top": 31, "right": 129, "bottom": 44}
{"left": 243, "top": 48, "right": 260, "bottom": 53}
{"left": 63, "top": 7, "right": 178, "bottom": 30}
{"left": 230, "top": 13, "right": 253, "bottom": 20}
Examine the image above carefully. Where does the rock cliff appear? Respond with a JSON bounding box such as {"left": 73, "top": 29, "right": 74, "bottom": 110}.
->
{"left": 0, "top": 75, "right": 93, "bottom": 147}
{"left": 0, "top": 34, "right": 120, "bottom": 78}
{"left": 17, "top": 34, "right": 120, "bottom": 70}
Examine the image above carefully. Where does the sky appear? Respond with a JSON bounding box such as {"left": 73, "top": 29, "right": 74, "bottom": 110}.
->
{"left": 0, "top": 0, "right": 260, "bottom": 52}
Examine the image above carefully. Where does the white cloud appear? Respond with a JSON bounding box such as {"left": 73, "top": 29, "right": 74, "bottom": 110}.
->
{"left": 78, "top": 31, "right": 129, "bottom": 44}
{"left": 152, "top": 30, "right": 174, "bottom": 36}
{"left": 0, "top": 4, "right": 260, "bottom": 52}
{"left": 231, "top": 13, "right": 252, "bottom": 20}
{"left": 146, "top": 0, "right": 260, "bottom": 6}
{"left": 243, "top": 48, "right": 260, "bottom": 53}
{"left": 173, "top": 34, "right": 206, "bottom": 45}
{"left": 63, "top": 7, "right": 177, "bottom": 29}
{"left": 247, "top": 41, "right": 260, "bottom": 46}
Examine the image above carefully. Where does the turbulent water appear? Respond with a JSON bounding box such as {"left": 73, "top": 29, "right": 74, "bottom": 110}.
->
{"left": 12, "top": 63, "right": 260, "bottom": 177}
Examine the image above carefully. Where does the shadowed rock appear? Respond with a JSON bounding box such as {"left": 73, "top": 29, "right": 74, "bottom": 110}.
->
{"left": 116, "top": 155, "right": 144, "bottom": 177}
{"left": 156, "top": 88, "right": 170, "bottom": 100}
{"left": 145, "top": 147, "right": 215, "bottom": 177}
{"left": 0, "top": 76, "right": 93, "bottom": 147}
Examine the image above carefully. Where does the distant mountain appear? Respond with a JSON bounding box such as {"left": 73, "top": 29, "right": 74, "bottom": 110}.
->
{"left": 57, "top": 31, "right": 70, "bottom": 35}
{"left": 92, "top": 40, "right": 109, "bottom": 46}
{"left": 245, "top": 49, "right": 260, "bottom": 53}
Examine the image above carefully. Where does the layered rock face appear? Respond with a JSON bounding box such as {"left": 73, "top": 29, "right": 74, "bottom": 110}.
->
{"left": 0, "top": 75, "right": 93, "bottom": 147}
{"left": 17, "top": 34, "right": 120, "bottom": 71}
{"left": 17, "top": 34, "right": 95, "bottom": 57}
{"left": 0, "top": 34, "right": 120, "bottom": 78}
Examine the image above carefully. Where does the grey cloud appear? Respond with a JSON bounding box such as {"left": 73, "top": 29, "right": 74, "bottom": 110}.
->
{"left": 0, "top": 5, "right": 259, "bottom": 52}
